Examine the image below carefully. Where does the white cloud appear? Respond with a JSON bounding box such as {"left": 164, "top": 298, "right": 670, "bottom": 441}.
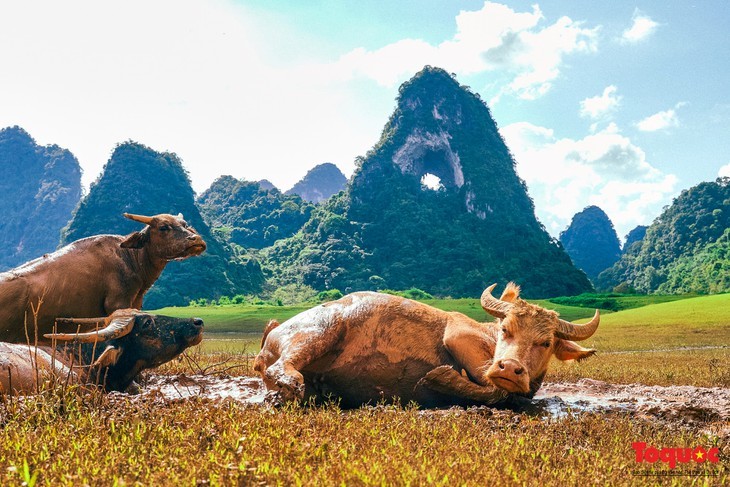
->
{"left": 331, "top": 2, "right": 599, "bottom": 100}
{"left": 719, "top": 163, "right": 730, "bottom": 178}
{"left": 501, "top": 122, "right": 677, "bottom": 237}
{"left": 636, "top": 103, "right": 686, "bottom": 132}
{"left": 621, "top": 10, "right": 659, "bottom": 43}
{"left": 580, "top": 85, "right": 621, "bottom": 119}
{"left": 0, "top": 0, "right": 382, "bottom": 193}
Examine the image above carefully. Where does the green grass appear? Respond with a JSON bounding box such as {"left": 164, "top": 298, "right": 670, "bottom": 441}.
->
{"left": 155, "top": 293, "right": 730, "bottom": 356}
{"left": 547, "top": 293, "right": 693, "bottom": 311}
{"left": 576, "top": 293, "right": 730, "bottom": 352}
{"left": 153, "top": 297, "right": 605, "bottom": 335}
{"left": 153, "top": 303, "right": 313, "bottom": 333}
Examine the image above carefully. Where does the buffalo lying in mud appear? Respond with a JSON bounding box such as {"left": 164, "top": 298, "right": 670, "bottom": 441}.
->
{"left": 0, "top": 212, "right": 206, "bottom": 343}
{"left": 0, "top": 309, "right": 203, "bottom": 395}
{"left": 254, "top": 283, "right": 599, "bottom": 408}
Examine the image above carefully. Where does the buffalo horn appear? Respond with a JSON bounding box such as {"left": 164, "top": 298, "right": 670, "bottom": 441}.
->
{"left": 123, "top": 213, "right": 155, "bottom": 225}
{"left": 480, "top": 283, "right": 515, "bottom": 319}
{"left": 45, "top": 311, "right": 137, "bottom": 343}
{"left": 555, "top": 309, "right": 600, "bottom": 341}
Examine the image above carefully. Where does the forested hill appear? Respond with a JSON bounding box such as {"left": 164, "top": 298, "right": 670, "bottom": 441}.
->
{"left": 623, "top": 225, "right": 648, "bottom": 252}
{"left": 0, "top": 126, "right": 82, "bottom": 269}
{"left": 62, "top": 142, "right": 263, "bottom": 308}
{"left": 265, "top": 67, "right": 593, "bottom": 298}
{"left": 597, "top": 177, "right": 730, "bottom": 294}
{"left": 285, "top": 163, "right": 347, "bottom": 203}
{"left": 198, "top": 175, "right": 313, "bottom": 249}
{"left": 560, "top": 206, "right": 621, "bottom": 280}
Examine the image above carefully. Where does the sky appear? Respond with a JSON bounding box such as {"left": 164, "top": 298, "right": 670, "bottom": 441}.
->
{"left": 1, "top": 1, "right": 728, "bottom": 240}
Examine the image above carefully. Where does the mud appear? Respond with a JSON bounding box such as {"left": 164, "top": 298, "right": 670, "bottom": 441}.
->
{"left": 532, "top": 378, "right": 730, "bottom": 424}
{"left": 129, "top": 374, "right": 729, "bottom": 427}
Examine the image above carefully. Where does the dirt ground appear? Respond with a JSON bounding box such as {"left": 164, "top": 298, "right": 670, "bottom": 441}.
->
{"left": 133, "top": 373, "right": 730, "bottom": 435}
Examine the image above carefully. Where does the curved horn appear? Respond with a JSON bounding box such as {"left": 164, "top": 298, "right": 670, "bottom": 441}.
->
{"left": 46, "top": 311, "right": 138, "bottom": 343}
{"left": 54, "top": 317, "right": 106, "bottom": 326}
{"left": 480, "top": 283, "right": 514, "bottom": 319}
{"left": 123, "top": 213, "right": 155, "bottom": 225}
{"left": 556, "top": 309, "right": 600, "bottom": 341}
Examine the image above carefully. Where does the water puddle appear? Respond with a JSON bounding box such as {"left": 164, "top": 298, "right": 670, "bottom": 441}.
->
{"left": 132, "top": 374, "right": 729, "bottom": 426}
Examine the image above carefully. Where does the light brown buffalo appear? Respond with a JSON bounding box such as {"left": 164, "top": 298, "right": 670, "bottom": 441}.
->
{"left": 254, "top": 283, "right": 599, "bottom": 407}
{"left": 0, "top": 309, "right": 204, "bottom": 395}
{"left": 0, "top": 213, "right": 206, "bottom": 343}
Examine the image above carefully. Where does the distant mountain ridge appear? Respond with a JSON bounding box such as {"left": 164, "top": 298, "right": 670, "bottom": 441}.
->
{"left": 0, "top": 126, "right": 82, "bottom": 269}
{"left": 285, "top": 163, "right": 347, "bottom": 204}
{"left": 559, "top": 206, "right": 621, "bottom": 280}
{"left": 597, "top": 177, "right": 730, "bottom": 294}
{"left": 198, "top": 176, "right": 313, "bottom": 249}
{"left": 62, "top": 142, "right": 263, "bottom": 308}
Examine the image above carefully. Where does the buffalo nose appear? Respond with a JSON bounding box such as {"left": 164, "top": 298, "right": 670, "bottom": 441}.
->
{"left": 193, "top": 318, "right": 204, "bottom": 328}
{"left": 498, "top": 359, "right": 524, "bottom": 376}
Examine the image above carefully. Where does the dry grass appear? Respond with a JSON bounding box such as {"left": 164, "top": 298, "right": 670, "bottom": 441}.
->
{"left": 548, "top": 348, "right": 730, "bottom": 388}
{"left": 1, "top": 387, "right": 727, "bottom": 486}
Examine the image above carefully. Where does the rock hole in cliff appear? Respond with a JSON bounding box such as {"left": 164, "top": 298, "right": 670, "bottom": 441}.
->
{"left": 421, "top": 173, "right": 443, "bottom": 190}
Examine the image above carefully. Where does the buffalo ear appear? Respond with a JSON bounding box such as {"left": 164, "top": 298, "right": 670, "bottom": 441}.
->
{"left": 553, "top": 338, "right": 596, "bottom": 362}
{"left": 120, "top": 229, "right": 149, "bottom": 249}
{"left": 499, "top": 282, "right": 521, "bottom": 303}
{"left": 92, "top": 345, "right": 123, "bottom": 367}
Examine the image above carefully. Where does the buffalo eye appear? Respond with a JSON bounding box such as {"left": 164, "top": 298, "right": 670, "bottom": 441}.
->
{"left": 159, "top": 225, "right": 170, "bottom": 232}
{"left": 540, "top": 341, "right": 551, "bottom": 348}
{"left": 142, "top": 318, "right": 154, "bottom": 329}
{"left": 501, "top": 327, "right": 512, "bottom": 339}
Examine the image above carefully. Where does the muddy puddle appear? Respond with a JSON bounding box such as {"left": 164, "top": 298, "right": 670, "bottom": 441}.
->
{"left": 129, "top": 374, "right": 730, "bottom": 426}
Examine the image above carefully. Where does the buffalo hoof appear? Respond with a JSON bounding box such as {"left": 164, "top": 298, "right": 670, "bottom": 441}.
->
{"left": 125, "top": 380, "right": 141, "bottom": 395}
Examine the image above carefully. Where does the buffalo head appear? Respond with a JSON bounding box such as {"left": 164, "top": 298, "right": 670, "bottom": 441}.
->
{"left": 480, "top": 283, "right": 599, "bottom": 397}
{"left": 45, "top": 309, "right": 204, "bottom": 391}
{"left": 120, "top": 212, "right": 207, "bottom": 261}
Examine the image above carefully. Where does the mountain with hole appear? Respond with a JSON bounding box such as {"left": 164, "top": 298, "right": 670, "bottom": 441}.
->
{"left": 0, "top": 126, "right": 82, "bottom": 270}
{"left": 265, "top": 67, "right": 592, "bottom": 297}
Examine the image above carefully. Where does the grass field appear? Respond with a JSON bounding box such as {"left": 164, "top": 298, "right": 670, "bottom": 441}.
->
{"left": 1, "top": 293, "right": 727, "bottom": 485}
{"left": 154, "top": 295, "right": 617, "bottom": 335}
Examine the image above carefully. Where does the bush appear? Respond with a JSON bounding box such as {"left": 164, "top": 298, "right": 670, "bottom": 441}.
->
{"left": 380, "top": 288, "right": 434, "bottom": 300}
{"left": 317, "top": 289, "right": 344, "bottom": 302}
{"left": 270, "top": 284, "right": 318, "bottom": 305}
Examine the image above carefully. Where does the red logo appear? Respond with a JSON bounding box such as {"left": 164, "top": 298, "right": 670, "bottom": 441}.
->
{"left": 633, "top": 442, "right": 720, "bottom": 469}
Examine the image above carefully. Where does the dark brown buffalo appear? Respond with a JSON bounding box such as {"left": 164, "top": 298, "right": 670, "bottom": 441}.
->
{"left": 0, "top": 213, "right": 205, "bottom": 343}
{"left": 254, "top": 283, "right": 599, "bottom": 407}
{"left": 0, "top": 309, "right": 204, "bottom": 395}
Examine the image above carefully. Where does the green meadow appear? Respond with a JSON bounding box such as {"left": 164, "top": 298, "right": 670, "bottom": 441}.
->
{"left": 155, "top": 293, "right": 730, "bottom": 387}
{"left": 154, "top": 292, "right": 729, "bottom": 355}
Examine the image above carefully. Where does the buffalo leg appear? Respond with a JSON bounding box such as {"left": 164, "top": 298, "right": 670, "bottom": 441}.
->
{"left": 260, "top": 327, "right": 342, "bottom": 403}
{"left": 443, "top": 329, "right": 495, "bottom": 386}
{"left": 419, "top": 366, "right": 508, "bottom": 404}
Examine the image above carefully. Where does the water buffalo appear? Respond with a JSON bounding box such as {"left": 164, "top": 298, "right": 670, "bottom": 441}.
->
{"left": 0, "top": 309, "right": 204, "bottom": 395}
{"left": 0, "top": 213, "right": 206, "bottom": 343}
{"left": 254, "top": 283, "right": 599, "bottom": 407}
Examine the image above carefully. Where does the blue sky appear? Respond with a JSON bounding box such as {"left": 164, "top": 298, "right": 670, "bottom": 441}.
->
{"left": 1, "top": 1, "right": 728, "bottom": 239}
